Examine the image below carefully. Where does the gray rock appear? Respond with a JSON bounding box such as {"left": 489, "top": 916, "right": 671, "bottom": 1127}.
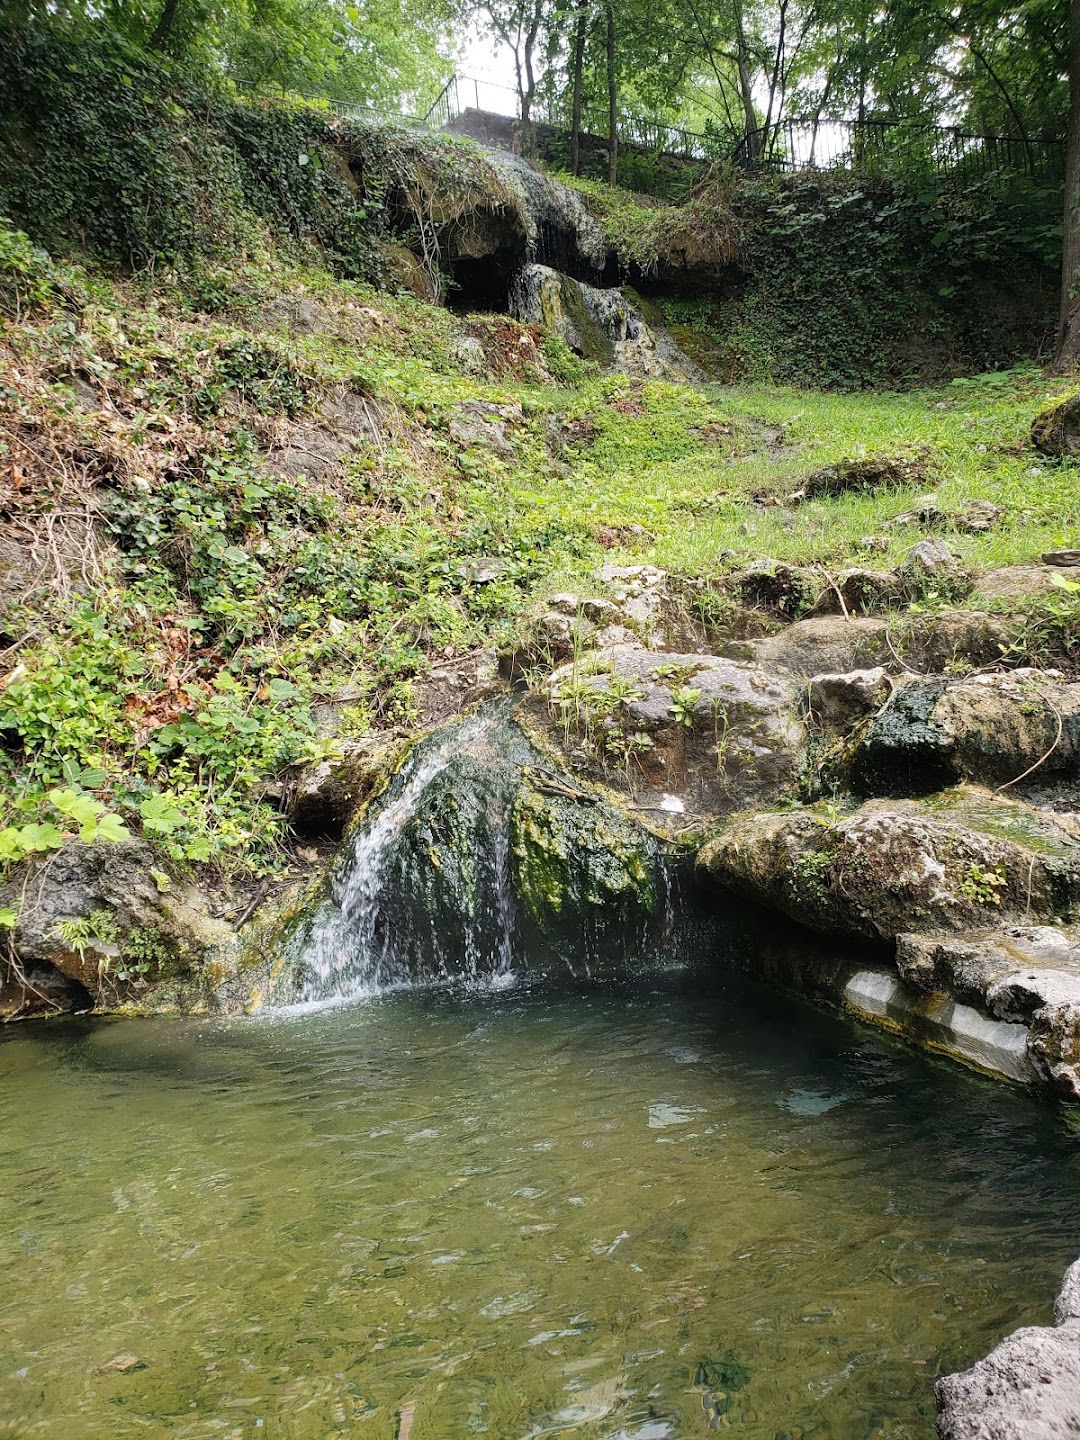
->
{"left": 536, "top": 645, "right": 806, "bottom": 818}
{"left": 733, "top": 559, "right": 821, "bottom": 616}
{"left": 808, "top": 667, "right": 892, "bottom": 729}
{"left": 896, "top": 538, "right": 974, "bottom": 600}
{"left": 257, "top": 297, "right": 327, "bottom": 333}
{"left": 956, "top": 500, "right": 1004, "bottom": 533}
{"left": 0, "top": 840, "right": 234, "bottom": 1007}
{"left": 448, "top": 400, "right": 522, "bottom": 458}
{"left": 450, "top": 335, "right": 487, "bottom": 376}
{"left": 811, "top": 568, "right": 905, "bottom": 615}
{"left": 289, "top": 737, "right": 406, "bottom": 839}
{"left": 895, "top": 926, "right": 1080, "bottom": 1097}
{"left": 697, "top": 792, "right": 1080, "bottom": 943}
{"left": 936, "top": 1259, "right": 1080, "bottom": 1438}
{"left": 1032, "top": 393, "right": 1080, "bottom": 457}
{"left": 851, "top": 670, "right": 1080, "bottom": 797}
{"left": 1044, "top": 550, "right": 1080, "bottom": 567}
{"left": 751, "top": 616, "right": 894, "bottom": 676}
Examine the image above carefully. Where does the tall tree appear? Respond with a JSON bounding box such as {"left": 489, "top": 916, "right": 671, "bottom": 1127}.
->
{"left": 1057, "top": 0, "right": 1080, "bottom": 364}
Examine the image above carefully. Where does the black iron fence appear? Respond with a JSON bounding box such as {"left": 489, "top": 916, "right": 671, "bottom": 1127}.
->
{"left": 732, "top": 116, "right": 1064, "bottom": 183}
{"left": 234, "top": 74, "right": 1064, "bottom": 186}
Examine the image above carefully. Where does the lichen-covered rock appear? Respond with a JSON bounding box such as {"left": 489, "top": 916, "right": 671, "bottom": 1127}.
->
{"left": 0, "top": 839, "right": 235, "bottom": 1011}
{"left": 851, "top": 670, "right": 1080, "bottom": 798}
{"left": 895, "top": 537, "right": 974, "bottom": 601}
{"left": 1032, "top": 392, "right": 1080, "bottom": 456}
{"left": 936, "top": 1259, "right": 1080, "bottom": 1439}
{"left": 510, "top": 769, "right": 660, "bottom": 929}
{"left": 895, "top": 925, "right": 1080, "bottom": 1098}
{"left": 808, "top": 667, "right": 892, "bottom": 730}
{"left": 535, "top": 645, "right": 806, "bottom": 818}
{"left": 696, "top": 793, "right": 1080, "bottom": 942}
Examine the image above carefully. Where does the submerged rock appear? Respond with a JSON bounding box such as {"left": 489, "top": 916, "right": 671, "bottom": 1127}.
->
{"left": 696, "top": 792, "right": 1080, "bottom": 942}
{"left": 936, "top": 1258, "right": 1080, "bottom": 1438}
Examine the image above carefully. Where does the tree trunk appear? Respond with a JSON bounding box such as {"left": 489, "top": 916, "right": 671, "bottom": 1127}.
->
{"left": 732, "top": 0, "right": 758, "bottom": 161}
{"left": 1057, "top": 0, "right": 1080, "bottom": 367}
{"left": 148, "top": 0, "right": 182, "bottom": 50}
{"left": 606, "top": 0, "right": 618, "bottom": 185}
{"left": 569, "top": 1, "right": 587, "bottom": 176}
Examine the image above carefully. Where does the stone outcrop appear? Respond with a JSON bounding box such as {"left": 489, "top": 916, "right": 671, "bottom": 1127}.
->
{"left": 936, "top": 1259, "right": 1080, "bottom": 1438}
{"left": 850, "top": 670, "right": 1080, "bottom": 799}
{"left": 697, "top": 792, "right": 1080, "bottom": 943}
{"left": 0, "top": 839, "right": 235, "bottom": 1011}
{"left": 535, "top": 644, "right": 807, "bottom": 819}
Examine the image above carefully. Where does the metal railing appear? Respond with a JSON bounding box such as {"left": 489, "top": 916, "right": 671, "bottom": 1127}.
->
{"left": 732, "top": 117, "right": 1064, "bottom": 182}
{"left": 233, "top": 74, "right": 1064, "bottom": 184}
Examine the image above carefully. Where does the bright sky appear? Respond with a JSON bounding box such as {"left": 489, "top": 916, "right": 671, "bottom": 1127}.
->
{"left": 458, "top": 22, "right": 520, "bottom": 99}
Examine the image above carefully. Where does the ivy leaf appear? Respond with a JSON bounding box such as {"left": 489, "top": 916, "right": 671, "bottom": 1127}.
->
{"left": 139, "top": 795, "right": 185, "bottom": 834}
{"left": 94, "top": 814, "right": 131, "bottom": 843}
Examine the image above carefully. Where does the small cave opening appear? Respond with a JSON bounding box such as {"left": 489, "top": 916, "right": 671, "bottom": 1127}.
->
{"left": 446, "top": 256, "right": 513, "bottom": 315}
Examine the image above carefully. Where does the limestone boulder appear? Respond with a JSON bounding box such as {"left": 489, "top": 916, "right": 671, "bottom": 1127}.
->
{"left": 1031, "top": 393, "right": 1080, "bottom": 457}
{"left": 0, "top": 839, "right": 234, "bottom": 1008}
{"left": 534, "top": 645, "right": 807, "bottom": 818}
{"left": 696, "top": 792, "right": 1080, "bottom": 942}
{"left": 808, "top": 667, "right": 892, "bottom": 730}
{"left": 851, "top": 670, "right": 1080, "bottom": 797}
{"left": 895, "top": 537, "right": 974, "bottom": 601}
{"left": 936, "top": 1259, "right": 1080, "bottom": 1438}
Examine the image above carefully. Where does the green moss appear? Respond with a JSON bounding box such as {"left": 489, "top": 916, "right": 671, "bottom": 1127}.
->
{"left": 510, "top": 778, "right": 658, "bottom": 929}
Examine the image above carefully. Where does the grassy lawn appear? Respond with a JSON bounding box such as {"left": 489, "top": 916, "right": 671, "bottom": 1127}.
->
{"left": 2, "top": 224, "right": 1078, "bottom": 874}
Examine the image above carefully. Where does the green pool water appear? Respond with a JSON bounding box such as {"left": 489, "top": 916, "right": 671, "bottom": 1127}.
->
{"left": 1, "top": 973, "right": 1078, "bottom": 1440}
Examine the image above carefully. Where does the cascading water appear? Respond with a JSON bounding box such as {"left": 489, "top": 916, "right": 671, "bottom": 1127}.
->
{"left": 485, "top": 150, "right": 607, "bottom": 280}
{"left": 508, "top": 262, "right": 704, "bottom": 380}
{"left": 271, "top": 701, "right": 706, "bottom": 1009}
{"left": 281, "top": 708, "right": 528, "bottom": 1005}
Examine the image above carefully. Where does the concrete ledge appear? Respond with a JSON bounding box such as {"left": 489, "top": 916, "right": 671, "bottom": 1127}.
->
{"left": 843, "top": 970, "right": 1036, "bottom": 1085}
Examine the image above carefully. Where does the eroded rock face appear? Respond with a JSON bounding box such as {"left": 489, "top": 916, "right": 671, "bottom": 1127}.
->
{"left": 851, "top": 670, "right": 1080, "bottom": 798}
{"left": 936, "top": 1259, "right": 1080, "bottom": 1439}
{"left": 0, "top": 840, "right": 235, "bottom": 1010}
{"left": 696, "top": 792, "right": 1080, "bottom": 942}
{"left": 289, "top": 736, "right": 408, "bottom": 839}
{"left": 535, "top": 645, "right": 807, "bottom": 818}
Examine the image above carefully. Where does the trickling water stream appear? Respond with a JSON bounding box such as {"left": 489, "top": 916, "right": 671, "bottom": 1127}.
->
{"left": 278, "top": 705, "right": 683, "bottom": 1009}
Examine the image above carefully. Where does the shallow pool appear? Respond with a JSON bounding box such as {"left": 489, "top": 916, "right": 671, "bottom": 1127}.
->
{"left": 1, "top": 972, "right": 1078, "bottom": 1439}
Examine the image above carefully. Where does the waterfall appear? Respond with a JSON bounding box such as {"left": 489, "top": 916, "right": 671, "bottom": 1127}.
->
{"left": 486, "top": 151, "right": 607, "bottom": 279}
{"left": 282, "top": 709, "right": 528, "bottom": 1006}
{"left": 271, "top": 702, "right": 704, "bottom": 1010}
{"left": 508, "top": 262, "right": 705, "bottom": 380}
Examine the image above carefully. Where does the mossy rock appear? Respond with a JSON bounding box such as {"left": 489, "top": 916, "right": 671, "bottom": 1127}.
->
{"left": 510, "top": 771, "right": 660, "bottom": 930}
